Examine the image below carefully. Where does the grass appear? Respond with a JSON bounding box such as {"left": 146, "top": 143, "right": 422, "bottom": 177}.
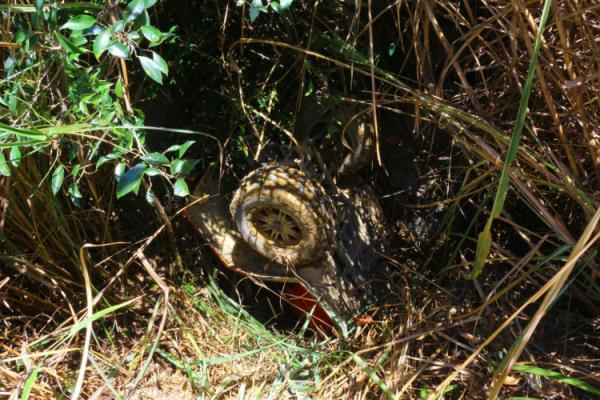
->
{"left": 1, "top": 0, "right": 600, "bottom": 399}
{"left": 472, "top": 0, "right": 553, "bottom": 279}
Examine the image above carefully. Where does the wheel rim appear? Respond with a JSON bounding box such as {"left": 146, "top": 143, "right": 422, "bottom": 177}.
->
{"left": 247, "top": 205, "right": 302, "bottom": 247}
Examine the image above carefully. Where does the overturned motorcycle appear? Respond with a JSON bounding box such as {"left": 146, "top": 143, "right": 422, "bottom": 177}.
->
{"left": 187, "top": 106, "right": 395, "bottom": 334}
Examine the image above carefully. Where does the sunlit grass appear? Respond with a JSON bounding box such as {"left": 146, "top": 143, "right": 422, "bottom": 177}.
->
{"left": 1, "top": 0, "right": 599, "bottom": 399}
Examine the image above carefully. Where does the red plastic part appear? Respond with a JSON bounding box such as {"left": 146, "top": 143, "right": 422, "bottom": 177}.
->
{"left": 286, "top": 283, "right": 334, "bottom": 334}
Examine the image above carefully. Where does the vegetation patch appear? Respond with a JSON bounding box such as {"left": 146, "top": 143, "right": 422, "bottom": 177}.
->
{"left": 1, "top": 1, "right": 599, "bottom": 399}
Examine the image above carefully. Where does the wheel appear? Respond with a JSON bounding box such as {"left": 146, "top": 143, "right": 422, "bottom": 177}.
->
{"left": 230, "top": 164, "right": 336, "bottom": 265}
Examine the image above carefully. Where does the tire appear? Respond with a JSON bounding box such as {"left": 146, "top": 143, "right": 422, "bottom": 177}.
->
{"left": 230, "top": 164, "right": 336, "bottom": 265}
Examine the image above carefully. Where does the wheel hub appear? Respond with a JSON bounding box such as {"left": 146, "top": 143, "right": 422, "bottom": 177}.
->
{"left": 248, "top": 206, "right": 302, "bottom": 247}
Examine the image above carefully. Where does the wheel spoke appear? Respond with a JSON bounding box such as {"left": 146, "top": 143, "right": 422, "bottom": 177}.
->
{"left": 249, "top": 206, "right": 301, "bottom": 247}
{"left": 288, "top": 229, "right": 300, "bottom": 239}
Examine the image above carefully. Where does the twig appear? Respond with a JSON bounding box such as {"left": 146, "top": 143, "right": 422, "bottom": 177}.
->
{"left": 127, "top": 251, "right": 170, "bottom": 396}
{"left": 248, "top": 106, "right": 303, "bottom": 158}
{"left": 367, "top": 0, "right": 382, "bottom": 167}
{"left": 141, "top": 180, "right": 182, "bottom": 272}
{"left": 108, "top": 6, "right": 133, "bottom": 114}
{"left": 0, "top": 175, "right": 10, "bottom": 236}
{"left": 71, "top": 244, "right": 96, "bottom": 400}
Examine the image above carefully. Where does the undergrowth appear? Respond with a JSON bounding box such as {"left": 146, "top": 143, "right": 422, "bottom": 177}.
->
{"left": 1, "top": 1, "right": 599, "bottom": 399}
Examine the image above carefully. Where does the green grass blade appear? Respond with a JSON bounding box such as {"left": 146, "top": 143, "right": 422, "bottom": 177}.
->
{"left": 67, "top": 297, "right": 139, "bottom": 338}
{"left": 513, "top": 364, "right": 600, "bottom": 395}
{"left": 20, "top": 366, "right": 40, "bottom": 400}
{"left": 0, "top": 121, "right": 48, "bottom": 139}
{"left": 0, "top": 140, "right": 47, "bottom": 149}
{"left": 88, "top": 356, "right": 124, "bottom": 400}
{"left": 472, "top": 0, "right": 553, "bottom": 278}
{"left": 351, "top": 353, "right": 397, "bottom": 400}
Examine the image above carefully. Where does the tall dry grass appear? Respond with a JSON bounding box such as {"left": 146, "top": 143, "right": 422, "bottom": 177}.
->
{"left": 1, "top": 0, "right": 599, "bottom": 398}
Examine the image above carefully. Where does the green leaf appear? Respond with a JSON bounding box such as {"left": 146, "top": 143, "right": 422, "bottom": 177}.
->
{"left": 108, "top": 42, "right": 130, "bottom": 59}
{"left": 271, "top": 0, "right": 293, "bottom": 13}
{"left": 145, "top": 188, "right": 156, "bottom": 205}
{"left": 152, "top": 52, "right": 168, "bottom": 75}
{"left": 111, "top": 20, "right": 125, "bottom": 33}
{"left": 248, "top": 7, "right": 260, "bottom": 22}
{"left": 7, "top": 94, "right": 17, "bottom": 116}
{"left": 71, "top": 164, "right": 81, "bottom": 177}
{"left": 55, "top": 31, "right": 85, "bottom": 54}
{"left": 61, "top": 14, "right": 96, "bottom": 31}
{"left": 68, "top": 182, "right": 82, "bottom": 199}
{"left": 279, "top": 0, "right": 293, "bottom": 10}
{"left": 141, "top": 25, "right": 162, "bottom": 43}
{"left": 93, "top": 29, "right": 111, "bottom": 60}
{"left": 35, "top": 0, "right": 44, "bottom": 16}
{"left": 4, "top": 56, "right": 15, "bottom": 76}
{"left": 513, "top": 364, "right": 600, "bottom": 395}
{"left": 304, "top": 79, "right": 313, "bottom": 97}
{"left": 125, "top": 0, "right": 146, "bottom": 23}
{"left": 9, "top": 146, "right": 21, "bottom": 167}
{"left": 114, "top": 161, "right": 126, "bottom": 182}
{"left": 144, "top": 167, "right": 161, "bottom": 176}
{"left": 164, "top": 144, "right": 181, "bottom": 153}
{"left": 387, "top": 42, "right": 397, "bottom": 57}
{"left": 31, "top": 12, "right": 42, "bottom": 30}
{"left": 170, "top": 158, "right": 199, "bottom": 176}
{"left": 0, "top": 151, "right": 11, "bottom": 176}
{"left": 127, "top": 31, "right": 141, "bottom": 41}
{"left": 21, "top": 366, "right": 41, "bottom": 400}
{"left": 115, "top": 78, "right": 124, "bottom": 98}
{"left": 141, "top": 152, "right": 169, "bottom": 165}
{"left": 70, "top": 34, "right": 87, "bottom": 48}
{"left": 116, "top": 163, "right": 146, "bottom": 198}
{"left": 51, "top": 165, "right": 65, "bottom": 194}
{"left": 139, "top": 55, "right": 162, "bottom": 84}
{"left": 15, "top": 29, "right": 27, "bottom": 44}
{"left": 249, "top": 0, "right": 266, "bottom": 22}
{"left": 173, "top": 178, "right": 190, "bottom": 197}
{"left": 178, "top": 140, "right": 195, "bottom": 158}
{"left": 96, "top": 153, "right": 119, "bottom": 168}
